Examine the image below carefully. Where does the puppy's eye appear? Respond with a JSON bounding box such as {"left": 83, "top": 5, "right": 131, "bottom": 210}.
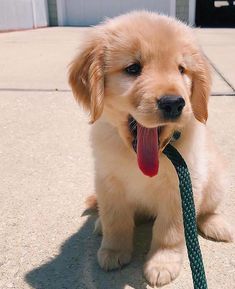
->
{"left": 125, "top": 63, "right": 142, "bottom": 76}
{"left": 178, "top": 65, "right": 185, "bottom": 74}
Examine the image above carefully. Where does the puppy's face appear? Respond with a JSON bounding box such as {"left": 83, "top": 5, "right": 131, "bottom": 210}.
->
{"left": 69, "top": 12, "right": 211, "bottom": 175}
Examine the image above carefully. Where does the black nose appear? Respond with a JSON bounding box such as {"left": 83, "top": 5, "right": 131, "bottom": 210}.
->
{"left": 158, "top": 96, "right": 185, "bottom": 119}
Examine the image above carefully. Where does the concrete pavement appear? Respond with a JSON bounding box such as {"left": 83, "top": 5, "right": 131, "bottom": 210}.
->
{"left": 0, "top": 27, "right": 234, "bottom": 289}
{"left": 195, "top": 29, "right": 235, "bottom": 94}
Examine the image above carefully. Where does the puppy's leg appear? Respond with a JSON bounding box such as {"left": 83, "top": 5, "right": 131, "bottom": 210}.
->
{"left": 94, "top": 217, "right": 102, "bottom": 235}
{"left": 144, "top": 206, "right": 184, "bottom": 287}
{"left": 198, "top": 213, "right": 234, "bottom": 242}
{"left": 97, "top": 182, "right": 134, "bottom": 271}
{"left": 198, "top": 175, "right": 234, "bottom": 242}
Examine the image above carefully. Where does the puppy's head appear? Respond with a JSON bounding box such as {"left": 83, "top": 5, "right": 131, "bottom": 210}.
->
{"left": 69, "top": 11, "right": 211, "bottom": 176}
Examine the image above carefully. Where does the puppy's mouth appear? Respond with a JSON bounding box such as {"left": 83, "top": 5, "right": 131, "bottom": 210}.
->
{"left": 128, "top": 115, "right": 166, "bottom": 178}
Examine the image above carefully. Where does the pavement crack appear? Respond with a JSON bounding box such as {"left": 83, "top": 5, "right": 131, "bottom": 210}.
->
{"left": 0, "top": 88, "right": 71, "bottom": 92}
{"left": 205, "top": 55, "right": 235, "bottom": 92}
{"left": 211, "top": 92, "right": 235, "bottom": 96}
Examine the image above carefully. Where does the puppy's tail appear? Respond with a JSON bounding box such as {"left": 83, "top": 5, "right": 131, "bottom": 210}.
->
{"left": 85, "top": 194, "right": 98, "bottom": 210}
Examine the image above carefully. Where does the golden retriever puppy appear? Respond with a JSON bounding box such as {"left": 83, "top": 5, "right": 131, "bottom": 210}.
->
{"left": 69, "top": 11, "right": 233, "bottom": 287}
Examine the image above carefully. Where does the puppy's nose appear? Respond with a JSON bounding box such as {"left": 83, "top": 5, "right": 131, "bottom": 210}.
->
{"left": 158, "top": 96, "right": 185, "bottom": 119}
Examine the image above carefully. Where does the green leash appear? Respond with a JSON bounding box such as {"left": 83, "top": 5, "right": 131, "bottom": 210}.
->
{"left": 163, "top": 143, "right": 208, "bottom": 289}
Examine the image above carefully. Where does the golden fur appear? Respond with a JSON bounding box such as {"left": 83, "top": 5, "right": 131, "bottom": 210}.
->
{"left": 69, "top": 11, "right": 233, "bottom": 287}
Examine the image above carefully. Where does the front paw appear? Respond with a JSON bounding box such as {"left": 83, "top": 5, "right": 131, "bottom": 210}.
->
{"left": 144, "top": 249, "right": 182, "bottom": 287}
{"left": 97, "top": 247, "right": 132, "bottom": 271}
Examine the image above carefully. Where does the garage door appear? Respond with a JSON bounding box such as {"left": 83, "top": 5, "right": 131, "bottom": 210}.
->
{"left": 57, "top": 0, "right": 176, "bottom": 26}
{"left": 0, "top": 0, "right": 48, "bottom": 31}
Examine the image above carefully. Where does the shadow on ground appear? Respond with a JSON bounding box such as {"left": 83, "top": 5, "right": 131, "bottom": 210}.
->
{"left": 25, "top": 213, "right": 153, "bottom": 289}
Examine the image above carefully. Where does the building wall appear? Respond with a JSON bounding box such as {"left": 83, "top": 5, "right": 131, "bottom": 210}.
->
{"left": 50, "top": 0, "right": 192, "bottom": 27}
{"left": 48, "top": 0, "right": 58, "bottom": 26}
{"left": 56, "top": 0, "right": 176, "bottom": 26}
{"left": 0, "top": 0, "right": 48, "bottom": 31}
{"left": 176, "top": 0, "right": 189, "bottom": 23}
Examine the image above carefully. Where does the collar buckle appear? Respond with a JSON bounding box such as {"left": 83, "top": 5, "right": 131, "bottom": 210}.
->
{"left": 171, "top": 131, "right": 181, "bottom": 143}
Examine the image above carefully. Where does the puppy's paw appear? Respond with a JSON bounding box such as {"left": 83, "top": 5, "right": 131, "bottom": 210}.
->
{"left": 144, "top": 249, "right": 182, "bottom": 287}
{"left": 97, "top": 247, "right": 131, "bottom": 271}
{"left": 198, "top": 213, "right": 234, "bottom": 242}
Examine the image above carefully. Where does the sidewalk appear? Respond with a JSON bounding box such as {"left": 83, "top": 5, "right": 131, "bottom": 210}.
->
{"left": 0, "top": 27, "right": 234, "bottom": 289}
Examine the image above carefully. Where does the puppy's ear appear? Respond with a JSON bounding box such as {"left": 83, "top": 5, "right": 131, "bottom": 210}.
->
{"left": 191, "top": 52, "right": 211, "bottom": 123}
{"left": 69, "top": 36, "right": 104, "bottom": 123}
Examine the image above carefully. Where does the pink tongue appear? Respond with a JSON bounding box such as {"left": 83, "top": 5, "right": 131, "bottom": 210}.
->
{"left": 137, "top": 123, "right": 159, "bottom": 177}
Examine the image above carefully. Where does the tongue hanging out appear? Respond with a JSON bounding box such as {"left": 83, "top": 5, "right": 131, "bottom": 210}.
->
{"left": 137, "top": 122, "right": 159, "bottom": 177}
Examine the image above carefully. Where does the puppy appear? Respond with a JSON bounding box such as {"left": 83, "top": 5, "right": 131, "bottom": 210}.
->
{"left": 69, "top": 11, "right": 233, "bottom": 287}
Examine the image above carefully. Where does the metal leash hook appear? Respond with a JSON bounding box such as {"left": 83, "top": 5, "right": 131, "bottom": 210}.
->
{"left": 163, "top": 144, "right": 208, "bottom": 289}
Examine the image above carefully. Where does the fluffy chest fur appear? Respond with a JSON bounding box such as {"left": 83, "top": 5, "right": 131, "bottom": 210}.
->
{"left": 91, "top": 116, "right": 208, "bottom": 215}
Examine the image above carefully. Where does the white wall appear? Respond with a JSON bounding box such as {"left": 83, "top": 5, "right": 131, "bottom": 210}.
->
{"left": 0, "top": 0, "right": 48, "bottom": 31}
{"left": 57, "top": 0, "right": 176, "bottom": 26}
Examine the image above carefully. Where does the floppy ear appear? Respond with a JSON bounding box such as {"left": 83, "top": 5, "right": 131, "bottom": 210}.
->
{"left": 68, "top": 37, "right": 104, "bottom": 123}
{"left": 191, "top": 52, "right": 212, "bottom": 123}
